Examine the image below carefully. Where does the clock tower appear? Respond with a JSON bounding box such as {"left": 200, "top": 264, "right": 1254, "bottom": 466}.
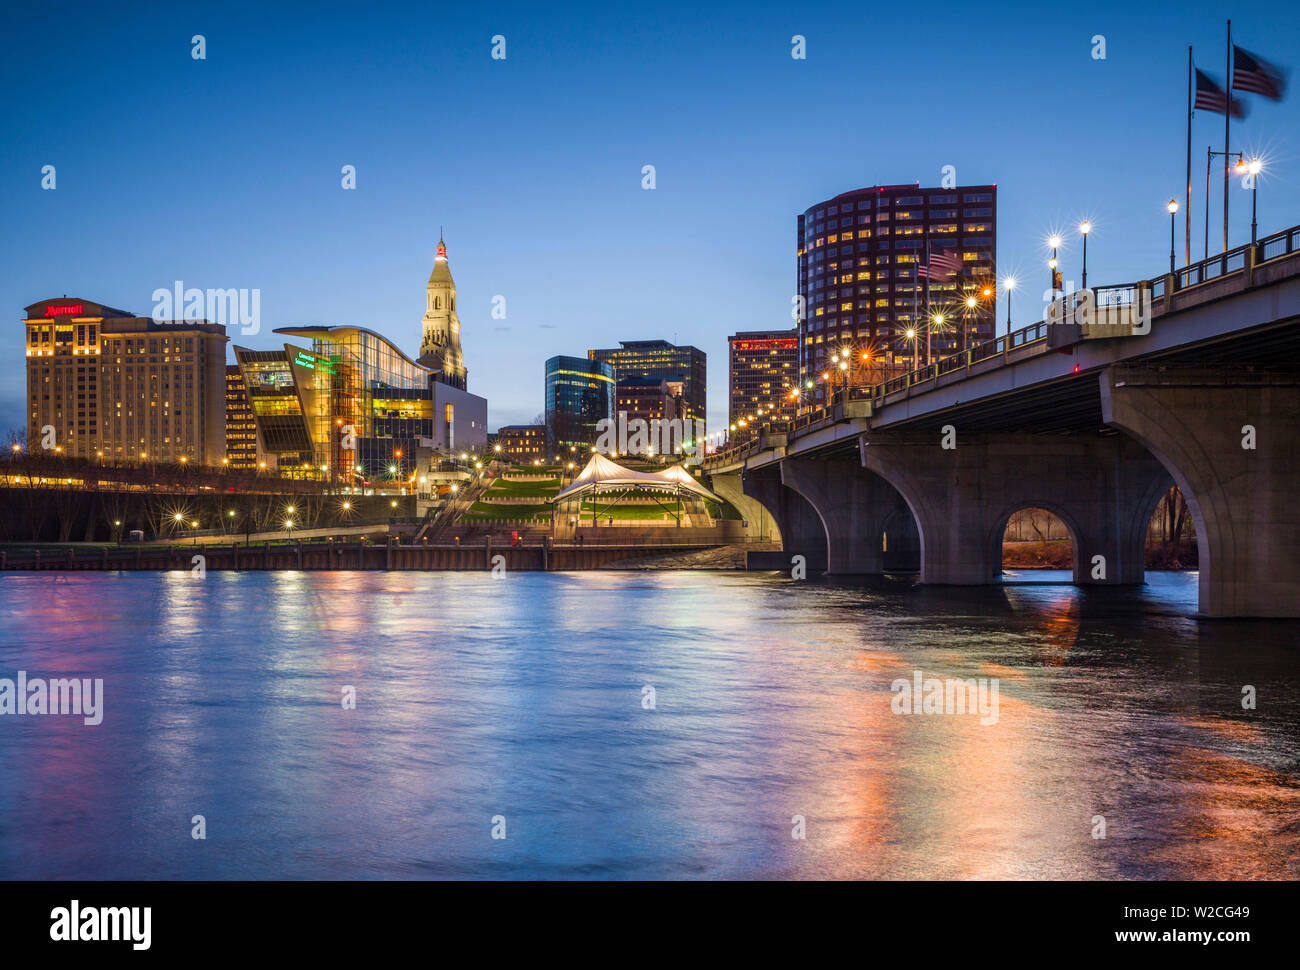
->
{"left": 418, "top": 235, "right": 468, "bottom": 390}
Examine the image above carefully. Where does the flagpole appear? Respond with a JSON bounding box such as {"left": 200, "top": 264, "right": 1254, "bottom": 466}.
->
{"left": 1223, "top": 19, "right": 1231, "bottom": 254}
{"left": 1186, "top": 45, "right": 1193, "bottom": 267}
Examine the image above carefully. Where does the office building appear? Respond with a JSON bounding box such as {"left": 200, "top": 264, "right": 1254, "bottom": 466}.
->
{"left": 797, "top": 183, "right": 996, "bottom": 385}
{"left": 728, "top": 329, "right": 799, "bottom": 426}
{"left": 545, "top": 355, "right": 615, "bottom": 456}
{"left": 588, "top": 340, "right": 706, "bottom": 429}
{"left": 616, "top": 375, "right": 681, "bottom": 426}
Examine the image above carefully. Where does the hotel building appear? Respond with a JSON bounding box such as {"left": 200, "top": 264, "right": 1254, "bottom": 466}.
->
{"left": 23, "top": 297, "right": 227, "bottom": 464}
{"left": 727, "top": 329, "right": 799, "bottom": 427}
{"left": 797, "top": 183, "right": 996, "bottom": 385}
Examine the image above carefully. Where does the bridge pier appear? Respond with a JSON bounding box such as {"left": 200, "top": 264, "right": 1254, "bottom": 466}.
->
{"left": 1102, "top": 366, "right": 1300, "bottom": 617}
{"left": 740, "top": 465, "right": 827, "bottom": 570}
{"left": 778, "top": 458, "right": 917, "bottom": 575}
{"left": 710, "top": 471, "right": 779, "bottom": 542}
{"left": 859, "top": 432, "right": 1169, "bottom": 586}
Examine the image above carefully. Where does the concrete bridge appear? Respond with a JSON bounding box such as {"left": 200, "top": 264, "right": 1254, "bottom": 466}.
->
{"left": 706, "top": 225, "right": 1300, "bottom": 617}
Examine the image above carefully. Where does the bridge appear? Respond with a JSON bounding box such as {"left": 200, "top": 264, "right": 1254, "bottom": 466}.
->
{"left": 705, "top": 225, "right": 1300, "bottom": 617}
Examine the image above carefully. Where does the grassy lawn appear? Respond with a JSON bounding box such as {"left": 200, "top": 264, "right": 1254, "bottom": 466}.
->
{"left": 487, "top": 478, "right": 561, "bottom": 498}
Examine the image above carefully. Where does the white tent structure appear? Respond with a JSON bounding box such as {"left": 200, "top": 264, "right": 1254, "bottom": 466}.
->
{"left": 550, "top": 453, "right": 721, "bottom": 529}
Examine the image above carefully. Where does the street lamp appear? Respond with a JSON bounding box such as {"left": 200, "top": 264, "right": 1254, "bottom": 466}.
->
{"left": 1003, "top": 277, "right": 1016, "bottom": 334}
{"left": 1248, "top": 159, "right": 1262, "bottom": 248}
{"left": 1048, "top": 234, "right": 1061, "bottom": 299}
{"left": 1079, "top": 221, "right": 1091, "bottom": 290}
{"left": 1167, "top": 199, "right": 1179, "bottom": 275}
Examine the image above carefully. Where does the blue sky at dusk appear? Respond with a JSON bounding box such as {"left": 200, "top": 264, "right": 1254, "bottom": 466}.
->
{"left": 3, "top": 0, "right": 1298, "bottom": 433}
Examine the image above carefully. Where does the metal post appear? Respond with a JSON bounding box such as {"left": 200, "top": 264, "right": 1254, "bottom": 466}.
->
{"left": 1175, "top": 208, "right": 1185, "bottom": 274}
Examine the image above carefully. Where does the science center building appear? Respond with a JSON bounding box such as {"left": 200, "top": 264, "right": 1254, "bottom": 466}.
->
{"left": 233, "top": 238, "right": 486, "bottom": 485}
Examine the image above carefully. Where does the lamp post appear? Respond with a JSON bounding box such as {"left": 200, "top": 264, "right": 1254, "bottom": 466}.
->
{"left": 1204, "top": 149, "right": 1245, "bottom": 258}
{"left": 1079, "top": 221, "right": 1091, "bottom": 290}
{"left": 1003, "top": 277, "right": 1016, "bottom": 336}
{"left": 1167, "top": 199, "right": 1179, "bottom": 275}
{"left": 1048, "top": 235, "right": 1061, "bottom": 301}
{"left": 1247, "top": 158, "right": 1262, "bottom": 248}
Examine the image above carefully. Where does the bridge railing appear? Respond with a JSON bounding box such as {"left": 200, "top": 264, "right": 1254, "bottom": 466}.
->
{"left": 704, "top": 221, "right": 1300, "bottom": 469}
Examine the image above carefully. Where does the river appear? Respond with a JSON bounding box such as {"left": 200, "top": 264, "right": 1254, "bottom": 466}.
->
{"left": 0, "top": 569, "right": 1296, "bottom": 879}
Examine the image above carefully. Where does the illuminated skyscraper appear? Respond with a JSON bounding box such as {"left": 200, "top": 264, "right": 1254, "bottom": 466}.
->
{"left": 727, "top": 329, "right": 798, "bottom": 426}
{"left": 797, "top": 183, "right": 996, "bottom": 386}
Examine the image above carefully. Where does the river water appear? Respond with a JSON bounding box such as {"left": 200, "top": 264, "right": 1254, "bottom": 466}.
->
{"left": 0, "top": 569, "right": 1296, "bottom": 880}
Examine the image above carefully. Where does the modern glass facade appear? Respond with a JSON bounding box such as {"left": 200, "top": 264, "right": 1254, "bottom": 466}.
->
{"left": 797, "top": 183, "right": 996, "bottom": 387}
{"left": 545, "top": 355, "right": 615, "bottom": 456}
{"left": 235, "top": 326, "right": 437, "bottom": 483}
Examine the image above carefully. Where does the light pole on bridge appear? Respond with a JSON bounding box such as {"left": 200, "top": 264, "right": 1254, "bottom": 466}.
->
{"left": 1167, "top": 199, "right": 1179, "bottom": 276}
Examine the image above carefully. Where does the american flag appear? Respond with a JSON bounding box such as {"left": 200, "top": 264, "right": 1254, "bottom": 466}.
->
{"left": 1232, "top": 46, "right": 1287, "bottom": 100}
{"left": 1195, "top": 68, "right": 1248, "bottom": 118}
{"left": 919, "top": 250, "right": 962, "bottom": 279}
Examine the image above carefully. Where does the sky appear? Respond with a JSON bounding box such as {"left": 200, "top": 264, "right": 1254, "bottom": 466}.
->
{"left": 3, "top": 0, "right": 1298, "bottom": 435}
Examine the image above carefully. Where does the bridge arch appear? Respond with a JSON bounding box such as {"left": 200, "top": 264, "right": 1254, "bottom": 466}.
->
{"left": 729, "top": 464, "right": 830, "bottom": 570}
{"left": 988, "top": 502, "right": 1080, "bottom": 580}
{"left": 778, "top": 458, "right": 919, "bottom": 575}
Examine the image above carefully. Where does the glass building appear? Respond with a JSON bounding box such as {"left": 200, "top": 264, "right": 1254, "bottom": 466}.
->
{"left": 545, "top": 355, "right": 615, "bottom": 457}
{"left": 797, "top": 183, "right": 996, "bottom": 387}
{"left": 235, "top": 325, "right": 486, "bottom": 485}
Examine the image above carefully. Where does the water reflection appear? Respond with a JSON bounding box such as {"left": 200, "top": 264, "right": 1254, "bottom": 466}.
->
{"left": 0, "top": 570, "right": 1296, "bottom": 879}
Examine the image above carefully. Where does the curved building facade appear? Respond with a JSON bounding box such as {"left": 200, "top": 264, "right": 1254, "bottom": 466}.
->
{"left": 797, "top": 183, "right": 996, "bottom": 389}
{"left": 545, "top": 355, "right": 615, "bottom": 457}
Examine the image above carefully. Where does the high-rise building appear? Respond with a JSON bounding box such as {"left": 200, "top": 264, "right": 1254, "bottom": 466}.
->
{"left": 417, "top": 236, "right": 468, "bottom": 390}
{"left": 615, "top": 375, "right": 681, "bottom": 426}
{"left": 588, "top": 340, "right": 706, "bottom": 429}
{"left": 797, "top": 183, "right": 996, "bottom": 387}
{"left": 23, "top": 298, "right": 227, "bottom": 465}
{"left": 727, "top": 329, "right": 799, "bottom": 427}
{"left": 545, "top": 355, "right": 615, "bottom": 457}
